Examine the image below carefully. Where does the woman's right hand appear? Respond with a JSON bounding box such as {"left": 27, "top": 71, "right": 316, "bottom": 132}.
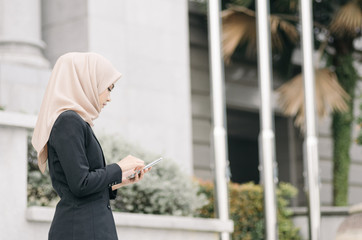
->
{"left": 117, "top": 155, "right": 145, "bottom": 172}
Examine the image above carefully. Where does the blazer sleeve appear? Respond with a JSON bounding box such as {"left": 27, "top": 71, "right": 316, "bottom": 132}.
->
{"left": 109, "top": 188, "right": 118, "bottom": 200}
{"left": 50, "top": 114, "right": 122, "bottom": 198}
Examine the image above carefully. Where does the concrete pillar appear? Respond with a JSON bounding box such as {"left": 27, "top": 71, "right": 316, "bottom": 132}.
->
{"left": 0, "top": 112, "right": 36, "bottom": 239}
{"left": 0, "top": 126, "right": 28, "bottom": 240}
{"left": 0, "top": 0, "right": 49, "bottom": 67}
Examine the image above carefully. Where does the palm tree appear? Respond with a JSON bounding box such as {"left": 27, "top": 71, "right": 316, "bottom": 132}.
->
{"left": 327, "top": 0, "right": 361, "bottom": 206}
{"left": 221, "top": 0, "right": 362, "bottom": 206}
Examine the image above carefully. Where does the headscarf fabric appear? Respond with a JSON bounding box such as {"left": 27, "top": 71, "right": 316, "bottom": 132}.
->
{"left": 32, "top": 52, "right": 122, "bottom": 173}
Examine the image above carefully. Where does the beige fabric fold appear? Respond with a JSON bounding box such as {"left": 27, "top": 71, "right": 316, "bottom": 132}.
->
{"left": 32, "top": 52, "right": 122, "bottom": 173}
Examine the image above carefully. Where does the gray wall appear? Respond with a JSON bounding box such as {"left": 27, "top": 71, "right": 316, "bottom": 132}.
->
{"left": 41, "top": 0, "right": 194, "bottom": 174}
{"left": 318, "top": 97, "right": 362, "bottom": 205}
{"left": 189, "top": 11, "right": 213, "bottom": 180}
{"left": 42, "top": 0, "right": 89, "bottom": 65}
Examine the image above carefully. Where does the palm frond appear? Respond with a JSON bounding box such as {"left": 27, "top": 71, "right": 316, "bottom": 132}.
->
{"left": 222, "top": 9, "right": 256, "bottom": 63}
{"left": 272, "top": 0, "right": 298, "bottom": 14}
{"left": 276, "top": 68, "right": 350, "bottom": 130}
{"left": 278, "top": 17, "right": 299, "bottom": 43}
{"left": 221, "top": 6, "right": 298, "bottom": 63}
{"left": 270, "top": 15, "right": 299, "bottom": 51}
{"left": 329, "top": 0, "right": 362, "bottom": 39}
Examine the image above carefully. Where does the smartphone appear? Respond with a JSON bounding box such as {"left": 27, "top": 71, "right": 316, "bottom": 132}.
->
{"left": 126, "top": 157, "right": 163, "bottom": 179}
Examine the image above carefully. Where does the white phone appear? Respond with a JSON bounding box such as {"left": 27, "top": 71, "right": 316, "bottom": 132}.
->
{"left": 126, "top": 157, "right": 163, "bottom": 179}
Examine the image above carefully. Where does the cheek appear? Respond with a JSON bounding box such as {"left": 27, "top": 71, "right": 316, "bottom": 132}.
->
{"left": 99, "top": 92, "right": 105, "bottom": 101}
{"left": 98, "top": 94, "right": 105, "bottom": 104}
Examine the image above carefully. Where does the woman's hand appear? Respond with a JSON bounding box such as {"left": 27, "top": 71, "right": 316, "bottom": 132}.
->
{"left": 117, "top": 155, "right": 144, "bottom": 172}
{"left": 112, "top": 167, "right": 152, "bottom": 190}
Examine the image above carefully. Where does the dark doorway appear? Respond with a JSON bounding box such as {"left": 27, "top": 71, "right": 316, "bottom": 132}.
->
{"left": 228, "top": 136, "right": 259, "bottom": 183}
{"left": 226, "top": 108, "right": 305, "bottom": 206}
{"left": 227, "top": 109, "right": 260, "bottom": 184}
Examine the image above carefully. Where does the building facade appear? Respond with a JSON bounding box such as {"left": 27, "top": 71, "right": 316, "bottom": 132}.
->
{"left": 1, "top": 1, "right": 361, "bottom": 239}
{"left": 0, "top": 0, "right": 193, "bottom": 174}
{"left": 189, "top": 3, "right": 362, "bottom": 206}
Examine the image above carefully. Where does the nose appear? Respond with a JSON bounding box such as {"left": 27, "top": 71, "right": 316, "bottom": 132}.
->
{"left": 107, "top": 94, "right": 111, "bottom": 102}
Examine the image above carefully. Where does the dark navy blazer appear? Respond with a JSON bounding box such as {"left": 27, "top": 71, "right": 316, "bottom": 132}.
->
{"left": 47, "top": 110, "right": 122, "bottom": 240}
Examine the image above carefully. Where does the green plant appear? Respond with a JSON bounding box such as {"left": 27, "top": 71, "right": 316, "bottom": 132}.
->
{"left": 27, "top": 133, "right": 208, "bottom": 216}
{"left": 358, "top": 98, "right": 362, "bottom": 145}
{"left": 27, "top": 134, "right": 59, "bottom": 207}
{"left": 197, "top": 181, "right": 301, "bottom": 240}
{"left": 332, "top": 54, "right": 359, "bottom": 206}
{"left": 99, "top": 134, "right": 208, "bottom": 216}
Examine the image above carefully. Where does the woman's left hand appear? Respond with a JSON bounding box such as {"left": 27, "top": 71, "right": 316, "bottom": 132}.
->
{"left": 112, "top": 167, "right": 152, "bottom": 190}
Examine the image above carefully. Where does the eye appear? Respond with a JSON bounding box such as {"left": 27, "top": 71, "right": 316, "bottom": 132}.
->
{"left": 107, "top": 84, "right": 114, "bottom": 92}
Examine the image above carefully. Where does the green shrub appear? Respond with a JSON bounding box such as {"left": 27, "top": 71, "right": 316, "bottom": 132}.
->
{"left": 196, "top": 181, "right": 301, "bottom": 240}
{"left": 27, "top": 134, "right": 59, "bottom": 207}
{"left": 99, "top": 134, "right": 208, "bottom": 216}
{"left": 357, "top": 99, "right": 362, "bottom": 145}
{"left": 27, "top": 133, "right": 208, "bottom": 216}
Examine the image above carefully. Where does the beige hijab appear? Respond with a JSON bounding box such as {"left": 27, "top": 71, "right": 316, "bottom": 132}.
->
{"left": 32, "top": 52, "right": 122, "bottom": 173}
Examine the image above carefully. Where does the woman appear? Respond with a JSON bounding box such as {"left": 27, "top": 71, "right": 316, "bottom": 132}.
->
{"left": 32, "top": 52, "right": 149, "bottom": 240}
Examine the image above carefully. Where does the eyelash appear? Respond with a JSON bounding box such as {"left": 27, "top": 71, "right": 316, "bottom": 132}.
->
{"left": 107, "top": 84, "right": 115, "bottom": 92}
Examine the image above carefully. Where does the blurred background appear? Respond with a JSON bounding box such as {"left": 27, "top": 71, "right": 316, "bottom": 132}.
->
{"left": 0, "top": 0, "right": 362, "bottom": 239}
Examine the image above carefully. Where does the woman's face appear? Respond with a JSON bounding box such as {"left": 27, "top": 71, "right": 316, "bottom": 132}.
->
{"left": 98, "top": 84, "right": 114, "bottom": 109}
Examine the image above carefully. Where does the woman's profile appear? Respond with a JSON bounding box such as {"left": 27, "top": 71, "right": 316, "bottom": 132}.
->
{"left": 32, "top": 52, "right": 149, "bottom": 240}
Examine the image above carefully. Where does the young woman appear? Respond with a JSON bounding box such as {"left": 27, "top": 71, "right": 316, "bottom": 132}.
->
{"left": 32, "top": 52, "right": 149, "bottom": 240}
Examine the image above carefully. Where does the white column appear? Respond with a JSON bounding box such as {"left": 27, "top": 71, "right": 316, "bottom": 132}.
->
{"left": 255, "top": 0, "right": 278, "bottom": 239}
{"left": 299, "top": 0, "right": 321, "bottom": 239}
{"left": 0, "top": 112, "right": 36, "bottom": 240}
{"left": 0, "top": 126, "right": 28, "bottom": 240}
{"left": 207, "top": 0, "right": 230, "bottom": 240}
{"left": 0, "top": 0, "right": 49, "bottom": 67}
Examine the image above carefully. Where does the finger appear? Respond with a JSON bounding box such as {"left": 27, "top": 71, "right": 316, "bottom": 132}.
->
{"left": 134, "top": 167, "right": 143, "bottom": 173}
{"left": 134, "top": 171, "right": 140, "bottom": 181}
{"left": 132, "top": 172, "right": 139, "bottom": 180}
{"left": 137, "top": 170, "right": 144, "bottom": 180}
{"left": 139, "top": 170, "right": 145, "bottom": 179}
